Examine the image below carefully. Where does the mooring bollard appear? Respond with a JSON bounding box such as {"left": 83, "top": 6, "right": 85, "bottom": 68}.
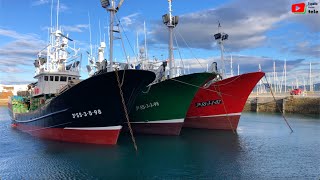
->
{"left": 282, "top": 98, "right": 286, "bottom": 114}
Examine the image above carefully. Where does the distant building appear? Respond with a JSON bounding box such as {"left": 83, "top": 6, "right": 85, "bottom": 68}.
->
{"left": 0, "top": 84, "right": 28, "bottom": 98}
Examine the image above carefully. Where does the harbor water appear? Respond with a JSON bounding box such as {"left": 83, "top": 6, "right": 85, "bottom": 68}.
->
{"left": 0, "top": 106, "right": 319, "bottom": 179}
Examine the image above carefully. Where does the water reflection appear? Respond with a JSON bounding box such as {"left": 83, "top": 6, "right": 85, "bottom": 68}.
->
{"left": 1, "top": 106, "right": 319, "bottom": 179}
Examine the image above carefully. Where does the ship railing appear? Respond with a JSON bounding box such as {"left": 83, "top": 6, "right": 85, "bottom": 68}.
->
{"left": 57, "top": 79, "right": 81, "bottom": 95}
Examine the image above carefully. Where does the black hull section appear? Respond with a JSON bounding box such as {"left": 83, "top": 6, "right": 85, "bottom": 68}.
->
{"left": 12, "top": 70, "right": 155, "bottom": 130}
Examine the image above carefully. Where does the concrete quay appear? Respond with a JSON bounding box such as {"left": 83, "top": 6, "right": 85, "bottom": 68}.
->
{"left": 244, "top": 92, "right": 320, "bottom": 115}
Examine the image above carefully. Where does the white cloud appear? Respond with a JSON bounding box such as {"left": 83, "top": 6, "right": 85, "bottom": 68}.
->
{"left": 31, "top": 0, "right": 69, "bottom": 13}
{"left": 0, "top": 28, "right": 46, "bottom": 68}
{"left": 31, "top": 0, "right": 49, "bottom": 6}
{"left": 147, "top": 0, "right": 313, "bottom": 53}
{"left": 61, "top": 24, "right": 89, "bottom": 33}
{"left": 0, "top": 29, "right": 40, "bottom": 40}
{"left": 120, "top": 13, "right": 140, "bottom": 27}
{"left": 59, "top": 3, "right": 68, "bottom": 12}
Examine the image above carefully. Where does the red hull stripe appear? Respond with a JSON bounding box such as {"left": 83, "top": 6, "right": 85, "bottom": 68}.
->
{"left": 184, "top": 115, "right": 240, "bottom": 130}
{"left": 64, "top": 126, "right": 122, "bottom": 130}
{"left": 16, "top": 124, "right": 121, "bottom": 145}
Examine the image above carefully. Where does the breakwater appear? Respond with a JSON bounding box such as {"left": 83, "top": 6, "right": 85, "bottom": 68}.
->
{"left": 244, "top": 95, "right": 320, "bottom": 115}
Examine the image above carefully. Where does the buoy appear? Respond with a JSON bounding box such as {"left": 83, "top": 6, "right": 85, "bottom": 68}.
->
{"left": 11, "top": 123, "right": 17, "bottom": 128}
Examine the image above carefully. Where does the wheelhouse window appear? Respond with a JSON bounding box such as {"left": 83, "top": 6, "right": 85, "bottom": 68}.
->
{"left": 44, "top": 76, "right": 48, "bottom": 81}
{"left": 55, "top": 76, "right": 59, "bottom": 81}
{"left": 60, "top": 76, "right": 67, "bottom": 82}
{"left": 68, "top": 77, "right": 71, "bottom": 81}
{"left": 50, "top": 76, "right": 54, "bottom": 81}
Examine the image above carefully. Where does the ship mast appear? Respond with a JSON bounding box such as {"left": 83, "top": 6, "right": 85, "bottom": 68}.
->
{"left": 163, "top": 0, "right": 179, "bottom": 78}
{"left": 214, "top": 22, "right": 228, "bottom": 78}
{"left": 100, "top": 0, "right": 124, "bottom": 69}
{"left": 108, "top": 0, "right": 115, "bottom": 66}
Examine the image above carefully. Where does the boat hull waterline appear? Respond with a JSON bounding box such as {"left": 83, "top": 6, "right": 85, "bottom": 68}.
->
{"left": 10, "top": 70, "right": 155, "bottom": 145}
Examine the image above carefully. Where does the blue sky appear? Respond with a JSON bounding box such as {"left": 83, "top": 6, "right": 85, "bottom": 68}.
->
{"left": 0, "top": 0, "right": 319, "bottom": 85}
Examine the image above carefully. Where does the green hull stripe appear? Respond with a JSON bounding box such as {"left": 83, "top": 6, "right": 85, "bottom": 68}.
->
{"left": 130, "top": 72, "right": 213, "bottom": 122}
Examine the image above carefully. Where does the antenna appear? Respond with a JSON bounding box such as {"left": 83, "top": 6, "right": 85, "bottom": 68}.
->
{"left": 144, "top": 21, "right": 148, "bottom": 61}
{"left": 273, "top": 61, "right": 276, "bottom": 93}
{"left": 136, "top": 31, "right": 139, "bottom": 59}
{"left": 88, "top": 12, "right": 93, "bottom": 55}
{"left": 230, "top": 55, "right": 233, "bottom": 77}
{"left": 284, "top": 59, "right": 287, "bottom": 92}
{"left": 56, "top": 0, "right": 60, "bottom": 30}
{"left": 99, "top": 19, "right": 102, "bottom": 43}
{"left": 50, "top": 0, "right": 54, "bottom": 29}
{"left": 310, "top": 62, "right": 313, "bottom": 92}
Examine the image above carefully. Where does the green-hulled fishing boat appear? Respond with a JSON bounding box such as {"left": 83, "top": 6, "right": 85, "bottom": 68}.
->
{"left": 129, "top": 72, "right": 212, "bottom": 135}
{"left": 127, "top": 0, "right": 215, "bottom": 135}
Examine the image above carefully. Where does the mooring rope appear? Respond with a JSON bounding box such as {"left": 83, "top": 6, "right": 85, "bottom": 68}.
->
{"left": 169, "top": 76, "right": 240, "bottom": 133}
{"left": 263, "top": 76, "right": 294, "bottom": 133}
{"left": 213, "top": 84, "right": 236, "bottom": 134}
{"left": 115, "top": 68, "right": 138, "bottom": 151}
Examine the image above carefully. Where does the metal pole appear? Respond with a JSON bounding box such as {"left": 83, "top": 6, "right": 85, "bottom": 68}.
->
{"left": 284, "top": 59, "right": 287, "bottom": 93}
{"left": 144, "top": 21, "right": 148, "bottom": 61}
{"left": 168, "top": 0, "right": 174, "bottom": 78}
{"left": 169, "top": 26, "right": 174, "bottom": 78}
{"left": 237, "top": 64, "right": 239, "bottom": 75}
{"left": 310, "top": 62, "right": 312, "bottom": 92}
{"left": 230, "top": 55, "right": 233, "bottom": 77}
{"left": 108, "top": 0, "right": 115, "bottom": 66}
{"left": 220, "top": 41, "right": 225, "bottom": 77}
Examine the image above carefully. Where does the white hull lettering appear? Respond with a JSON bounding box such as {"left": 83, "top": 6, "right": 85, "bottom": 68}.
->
{"left": 195, "top": 99, "right": 222, "bottom": 108}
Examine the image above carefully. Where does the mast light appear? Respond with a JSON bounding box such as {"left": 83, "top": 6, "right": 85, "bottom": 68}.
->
{"left": 214, "top": 33, "right": 221, "bottom": 40}
{"left": 100, "top": 0, "right": 110, "bottom": 8}
{"left": 173, "top": 16, "right": 179, "bottom": 26}
{"left": 214, "top": 33, "right": 228, "bottom": 41}
{"left": 162, "top": 14, "right": 170, "bottom": 24}
{"left": 162, "top": 14, "right": 179, "bottom": 26}
{"left": 222, "top": 34, "right": 228, "bottom": 40}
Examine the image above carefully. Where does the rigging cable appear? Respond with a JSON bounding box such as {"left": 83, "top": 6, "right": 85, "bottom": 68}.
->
{"left": 176, "top": 30, "right": 204, "bottom": 70}
{"left": 173, "top": 31, "right": 185, "bottom": 74}
{"left": 115, "top": 14, "right": 138, "bottom": 62}
{"left": 263, "top": 76, "right": 294, "bottom": 133}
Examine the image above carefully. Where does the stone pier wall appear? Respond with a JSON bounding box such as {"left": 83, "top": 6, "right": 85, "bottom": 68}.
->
{"left": 244, "top": 96, "right": 320, "bottom": 115}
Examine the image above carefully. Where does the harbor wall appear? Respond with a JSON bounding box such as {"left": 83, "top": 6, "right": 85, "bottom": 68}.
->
{"left": 244, "top": 96, "right": 320, "bottom": 115}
